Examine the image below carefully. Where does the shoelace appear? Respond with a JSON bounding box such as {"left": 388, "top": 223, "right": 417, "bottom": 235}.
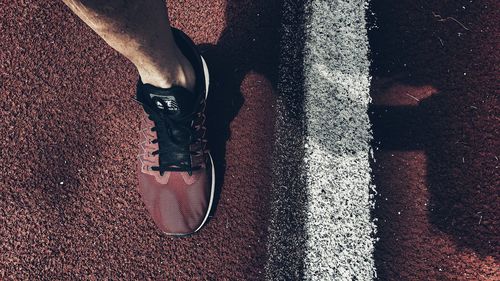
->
{"left": 135, "top": 96, "right": 204, "bottom": 176}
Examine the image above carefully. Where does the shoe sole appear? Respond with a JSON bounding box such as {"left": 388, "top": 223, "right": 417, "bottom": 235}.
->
{"left": 163, "top": 55, "right": 216, "bottom": 237}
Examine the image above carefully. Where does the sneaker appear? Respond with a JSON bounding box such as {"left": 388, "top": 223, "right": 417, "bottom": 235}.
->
{"left": 134, "top": 28, "right": 214, "bottom": 236}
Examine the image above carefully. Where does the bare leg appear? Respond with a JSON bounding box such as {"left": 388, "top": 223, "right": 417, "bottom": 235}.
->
{"left": 62, "top": 0, "right": 196, "bottom": 91}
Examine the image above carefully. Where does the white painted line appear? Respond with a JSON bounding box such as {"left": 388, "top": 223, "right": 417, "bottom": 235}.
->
{"left": 266, "top": 1, "right": 375, "bottom": 280}
{"left": 302, "top": 0, "right": 376, "bottom": 280}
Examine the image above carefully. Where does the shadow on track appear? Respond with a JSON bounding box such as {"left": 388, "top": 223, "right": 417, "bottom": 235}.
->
{"left": 197, "top": 1, "right": 309, "bottom": 278}
{"left": 368, "top": 0, "right": 498, "bottom": 278}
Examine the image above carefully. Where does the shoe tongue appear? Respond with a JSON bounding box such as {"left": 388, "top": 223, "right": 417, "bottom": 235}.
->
{"left": 145, "top": 85, "right": 197, "bottom": 119}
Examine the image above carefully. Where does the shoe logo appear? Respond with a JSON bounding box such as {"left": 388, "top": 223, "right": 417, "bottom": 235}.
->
{"left": 149, "top": 94, "right": 179, "bottom": 111}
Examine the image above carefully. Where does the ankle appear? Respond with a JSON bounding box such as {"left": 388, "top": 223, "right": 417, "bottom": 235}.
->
{"left": 138, "top": 52, "right": 196, "bottom": 92}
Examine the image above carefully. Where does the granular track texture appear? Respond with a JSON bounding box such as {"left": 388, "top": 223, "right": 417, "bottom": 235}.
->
{"left": 369, "top": 0, "right": 499, "bottom": 280}
{"left": 0, "top": 0, "right": 278, "bottom": 279}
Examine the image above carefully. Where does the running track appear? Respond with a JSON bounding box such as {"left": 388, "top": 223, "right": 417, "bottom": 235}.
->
{"left": 0, "top": 0, "right": 498, "bottom": 280}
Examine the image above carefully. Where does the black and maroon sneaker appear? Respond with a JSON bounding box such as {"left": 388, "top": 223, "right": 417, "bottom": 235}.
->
{"left": 134, "top": 28, "right": 214, "bottom": 236}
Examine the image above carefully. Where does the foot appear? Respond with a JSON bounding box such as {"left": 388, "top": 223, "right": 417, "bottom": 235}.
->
{"left": 135, "top": 28, "right": 214, "bottom": 236}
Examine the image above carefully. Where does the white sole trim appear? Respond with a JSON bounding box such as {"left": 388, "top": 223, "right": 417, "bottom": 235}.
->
{"left": 193, "top": 55, "right": 215, "bottom": 234}
{"left": 193, "top": 153, "right": 216, "bottom": 233}
{"left": 201, "top": 55, "right": 210, "bottom": 99}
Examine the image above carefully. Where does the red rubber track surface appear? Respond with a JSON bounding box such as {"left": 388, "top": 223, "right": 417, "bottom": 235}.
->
{"left": 0, "top": 0, "right": 278, "bottom": 279}
{"left": 369, "top": 0, "right": 499, "bottom": 280}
